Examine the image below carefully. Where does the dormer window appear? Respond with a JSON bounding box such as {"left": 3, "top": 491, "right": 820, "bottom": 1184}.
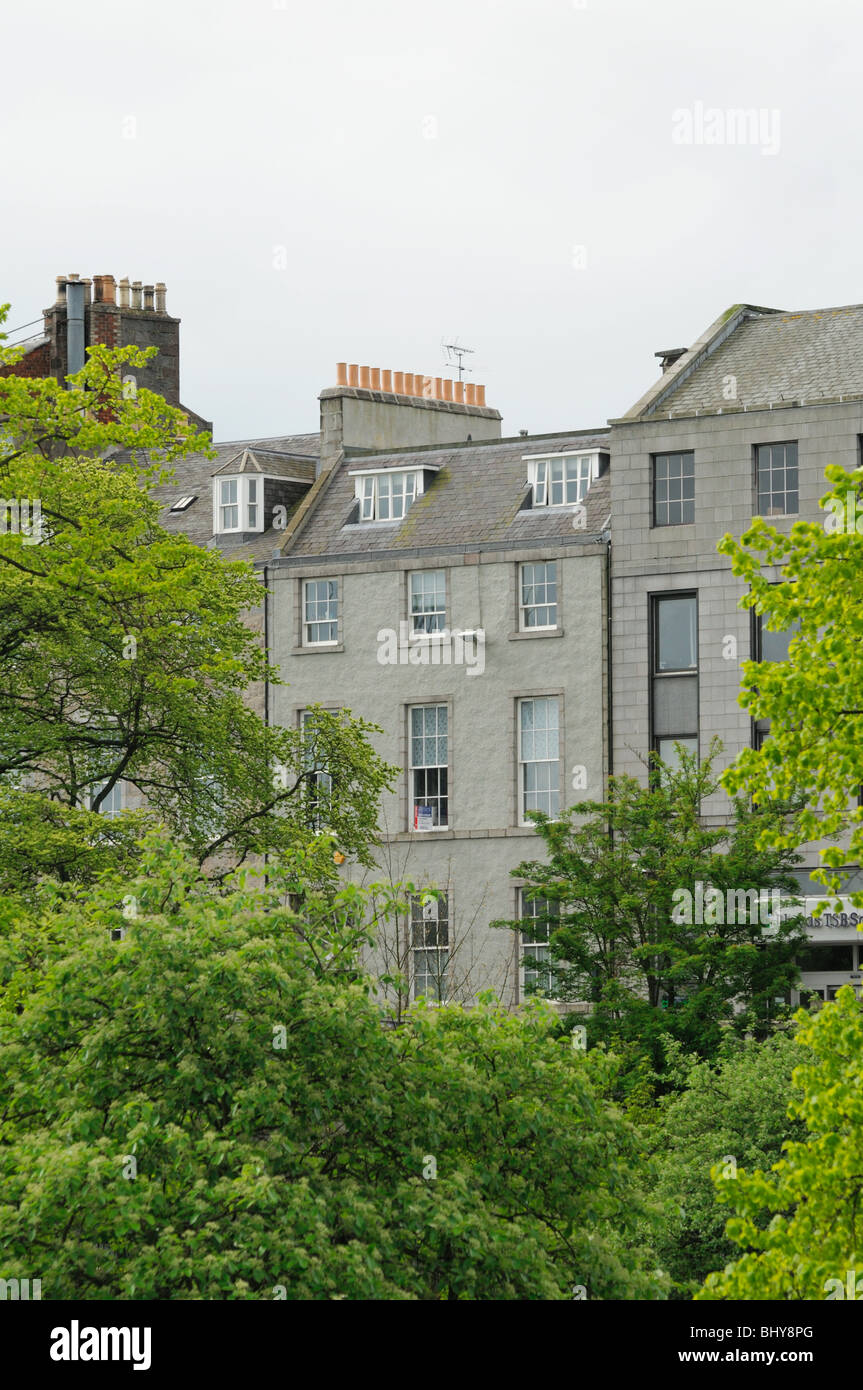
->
{"left": 355, "top": 469, "right": 422, "bottom": 522}
{"left": 526, "top": 452, "right": 599, "bottom": 508}
{"left": 213, "top": 476, "right": 264, "bottom": 534}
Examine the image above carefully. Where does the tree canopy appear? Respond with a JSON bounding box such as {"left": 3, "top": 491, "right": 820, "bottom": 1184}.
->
{"left": 697, "top": 987, "right": 863, "bottom": 1300}
{"left": 0, "top": 310, "right": 392, "bottom": 887}
{"left": 719, "top": 463, "right": 863, "bottom": 901}
{"left": 0, "top": 835, "right": 666, "bottom": 1301}
{"left": 499, "top": 744, "right": 807, "bottom": 1067}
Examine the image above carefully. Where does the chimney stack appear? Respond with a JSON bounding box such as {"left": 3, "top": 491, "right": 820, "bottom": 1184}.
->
{"left": 655, "top": 347, "right": 688, "bottom": 374}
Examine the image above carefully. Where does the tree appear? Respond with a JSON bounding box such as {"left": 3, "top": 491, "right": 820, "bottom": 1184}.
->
{"left": 0, "top": 308, "right": 393, "bottom": 886}
{"left": 0, "top": 834, "right": 667, "bottom": 1301}
{"left": 697, "top": 987, "right": 863, "bottom": 1301}
{"left": 649, "top": 1032, "right": 805, "bottom": 1297}
{"left": 498, "top": 743, "right": 808, "bottom": 1067}
{"left": 718, "top": 464, "right": 863, "bottom": 901}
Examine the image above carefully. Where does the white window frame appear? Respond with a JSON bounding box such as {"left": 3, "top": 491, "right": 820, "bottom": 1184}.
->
{"left": 520, "top": 891, "right": 560, "bottom": 998}
{"left": 518, "top": 696, "right": 560, "bottom": 824}
{"left": 303, "top": 578, "right": 339, "bottom": 646}
{"left": 88, "top": 779, "right": 125, "bottom": 819}
{"left": 525, "top": 452, "right": 599, "bottom": 508}
{"left": 409, "top": 703, "right": 449, "bottom": 830}
{"left": 213, "top": 475, "right": 265, "bottom": 534}
{"left": 355, "top": 469, "right": 422, "bottom": 522}
{"left": 409, "top": 569, "right": 446, "bottom": 635}
{"left": 519, "top": 560, "right": 558, "bottom": 630}
{"left": 301, "top": 709, "right": 334, "bottom": 827}
{"left": 411, "top": 892, "right": 449, "bottom": 1002}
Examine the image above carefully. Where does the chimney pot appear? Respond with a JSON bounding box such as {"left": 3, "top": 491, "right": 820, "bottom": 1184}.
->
{"left": 154, "top": 282, "right": 166, "bottom": 313}
{"left": 359, "top": 365, "right": 371, "bottom": 389}
{"left": 143, "top": 284, "right": 155, "bottom": 311}
{"left": 370, "top": 367, "right": 381, "bottom": 390}
{"left": 118, "top": 277, "right": 130, "bottom": 309}
{"left": 393, "top": 371, "right": 405, "bottom": 394}
{"left": 336, "top": 362, "right": 348, "bottom": 386}
{"left": 55, "top": 276, "right": 67, "bottom": 305}
{"left": 348, "top": 363, "right": 359, "bottom": 387}
{"left": 465, "top": 383, "right": 477, "bottom": 405}
{"left": 454, "top": 381, "right": 465, "bottom": 403}
{"left": 443, "top": 378, "right": 454, "bottom": 402}
{"left": 421, "top": 375, "right": 434, "bottom": 399}
{"left": 93, "top": 275, "right": 117, "bottom": 306}
{"left": 131, "top": 281, "right": 143, "bottom": 310}
{"left": 433, "top": 376, "right": 443, "bottom": 398}
{"left": 382, "top": 369, "right": 392, "bottom": 392}
{"left": 476, "top": 384, "right": 486, "bottom": 407}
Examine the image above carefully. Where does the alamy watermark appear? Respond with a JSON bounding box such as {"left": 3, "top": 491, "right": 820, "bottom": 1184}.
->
{"left": 672, "top": 882, "right": 784, "bottom": 926}
{"left": 0, "top": 1276, "right": 41, "bottom": 1299}
{"left": 672, "top": 103, "right": 781, "bottom": 157}
{"left": 824, "top": 493, "right": 863, "bottom": 534}
{"left": 377, "top": 622, "right": 485, "bottom": 676}
{"left": 0, "top": 497, "right": 42, "bottom": 544}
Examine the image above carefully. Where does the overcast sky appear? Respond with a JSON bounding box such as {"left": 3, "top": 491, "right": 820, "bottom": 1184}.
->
{"left": 2, "top": 0, "right": 860, "bottom": 441}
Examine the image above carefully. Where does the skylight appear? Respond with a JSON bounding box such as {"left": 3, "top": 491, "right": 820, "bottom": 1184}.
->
{"left": 169, "top": 495, "right": 197, "bottom": 513}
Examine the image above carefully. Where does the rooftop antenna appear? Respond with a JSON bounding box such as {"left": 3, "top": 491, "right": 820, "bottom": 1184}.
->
{"left": 442, "top": 337, "right": 475, "bottom": 383}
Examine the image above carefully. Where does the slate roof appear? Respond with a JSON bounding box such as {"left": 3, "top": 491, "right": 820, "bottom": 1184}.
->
{"left": 285, "top": 431, "right": 611, "bottom": 560}
{"left": 634, "top": 304, "right": 863, "bottom": 419}
{"left": 212, "top": 447, "right": 317, "bottom": 480}
{"left": 151, "top": 432, "right": 319, "bottom": 550}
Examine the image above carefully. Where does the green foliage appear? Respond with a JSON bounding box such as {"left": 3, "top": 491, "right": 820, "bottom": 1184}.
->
{"left": 0, "top": 835, "right": 667, "bottom": 1301}
{"left": 719, "top": 465, "right": 863, "bottom": 900}
{"left": 698, "top": 987, "right": 863, "bottom": 1300}
{"left": 499, "top": 743, "right": 807, "bottom": 1069}
{"left": 0, "top": 307, "right": 393, "bottom": 886}
{"left": 649, "top": 1033, "right": 805, "bottom": 1296}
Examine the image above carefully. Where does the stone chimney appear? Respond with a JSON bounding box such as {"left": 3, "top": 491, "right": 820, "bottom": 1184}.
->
{"left": 318, "top": 361, "right": 501, "bottom": 474}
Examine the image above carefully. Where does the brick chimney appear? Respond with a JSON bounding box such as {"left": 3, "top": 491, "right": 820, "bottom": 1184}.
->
{"left": 35, "top": 272, "right": 180, "bottom": 404}
{"left": 0, "top": 273, "right": 212, "bottom": 432}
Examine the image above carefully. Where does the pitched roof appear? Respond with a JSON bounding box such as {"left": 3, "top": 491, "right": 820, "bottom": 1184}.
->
{"left": 212, "top": 446, "right": 317, "bottom": 479}
{"left": 150, "top": 431, "right": 319, "bottom": 549}
{"left": 621, "top": 303, "right": 863, "bottom": 420}
{"left": 284, "top": 431, "right": 611, "bottom": 560}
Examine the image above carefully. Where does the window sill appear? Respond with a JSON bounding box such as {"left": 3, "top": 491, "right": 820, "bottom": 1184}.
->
{"left": 291, "top": 643, "right": 345, "bottom": 655}
{"left": 509, "top": 628, "right": 564, "bottom": 640}
{"left": 529, "top": 501, "right": 587, "bottom": 512}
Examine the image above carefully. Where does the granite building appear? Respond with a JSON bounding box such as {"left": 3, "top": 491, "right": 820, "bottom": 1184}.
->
{"left": 608, "top": 302, "right": 863, "bottom": 1007}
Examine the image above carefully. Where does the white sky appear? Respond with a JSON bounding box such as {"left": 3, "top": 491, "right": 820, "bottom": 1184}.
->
{"left": 2, "top": 0, "right": 860, "bottom": 441}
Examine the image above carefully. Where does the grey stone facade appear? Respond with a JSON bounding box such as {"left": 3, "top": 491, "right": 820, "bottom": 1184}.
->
{"left": 135, "top": 303, "right": 863, "bottom": 1007}
{"left": 609, "top": 303, "right": 863, "bottom": 1005}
